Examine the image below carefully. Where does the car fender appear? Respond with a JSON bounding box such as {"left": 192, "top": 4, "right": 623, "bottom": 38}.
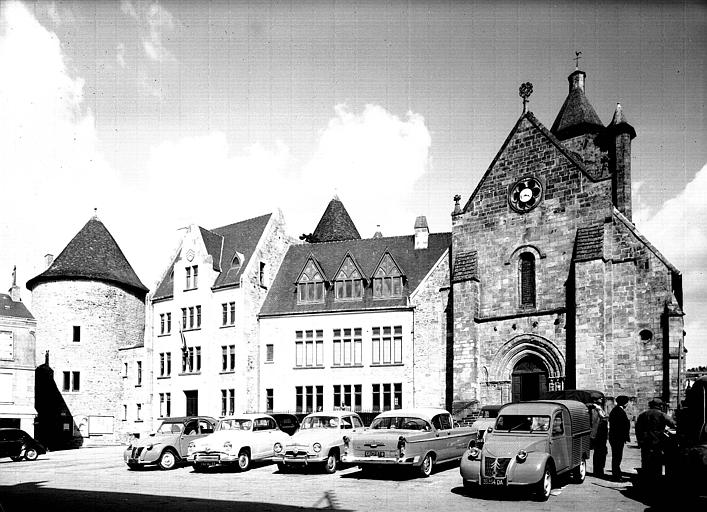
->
{"left": 509, "top": 451, "right": 550, "bottom": 483}
{"left": 459, "top": 452, "right": 482, "bottom": 481}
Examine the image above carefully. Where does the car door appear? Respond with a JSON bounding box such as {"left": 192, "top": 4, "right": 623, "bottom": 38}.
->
{"left": 549, "top": 411, "right": 570, "bottom": 473}
{"left": 253, "top": 417, "right": 276, "bottom": 458}
{"left": 431, "top": 414, "right": 453, "bottom": 460}
{"left": 179, "top": 420, "right": 201, "bottom": 455}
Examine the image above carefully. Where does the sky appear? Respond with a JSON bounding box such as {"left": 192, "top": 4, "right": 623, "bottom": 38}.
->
{"left": 0, "top": 0, "right": 705, "bottom": 366}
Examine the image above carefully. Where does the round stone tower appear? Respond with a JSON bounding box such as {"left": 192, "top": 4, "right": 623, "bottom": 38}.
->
{"left": 27, "top": 215, "right": 147, "bottom": 447}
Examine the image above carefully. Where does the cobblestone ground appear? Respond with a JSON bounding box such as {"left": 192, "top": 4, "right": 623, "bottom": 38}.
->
{"left": 0, "top": 443, "right": 700, "bottom": 512}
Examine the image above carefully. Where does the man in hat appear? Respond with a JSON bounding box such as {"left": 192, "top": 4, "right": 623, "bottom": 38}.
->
{"left": 589, "top": 395, "right": 609, "bottom": 477}
{"left": 609, "top": 395, "right": 631, "bottom": 481}
{"left": 635, "top": 398, "right": 675, "bottom": 486}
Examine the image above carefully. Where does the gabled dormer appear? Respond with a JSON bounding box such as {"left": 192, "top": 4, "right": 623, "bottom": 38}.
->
{"left": 333, "top": 252, "right": 365, "bottom": 301}
{"left": 296, "top": 255, "right": 327, "bottom": 304}
{"left": 372, "top": 251, "right": 405, "bottom": 299}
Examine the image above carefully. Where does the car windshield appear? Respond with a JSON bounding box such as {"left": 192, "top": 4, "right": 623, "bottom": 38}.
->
{"left": 301, "top": 416, "right": 339, "bottom": 429}
{"left": 495, "top": 415, "right": 550, "bottom": 432}
{"left": 156, "top": 422, "right": 184, "bottom": 434}
{"left": 480, "top": 409, "right": 499, "bottom": 419}
{"left": 370, "top": 417, "right": 431, "bottom": 431}
{"left": 217, "top": 419, "right": 253, "bottom": 431}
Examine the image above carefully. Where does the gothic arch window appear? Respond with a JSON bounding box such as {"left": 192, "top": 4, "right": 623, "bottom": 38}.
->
{"left": 335, "top": 255, "right": 363, "bottom": 301}
{"left": 230, "top": 254, "right": 241, "bottom": 273}
{"left": 297, "top": 258, "right": 325, "bottom": 304}
{"left": 519, "top": 252, "right": 536, "bottom": 307}
{"left": 373, "top": 253, "right": 403, "bottom": 299}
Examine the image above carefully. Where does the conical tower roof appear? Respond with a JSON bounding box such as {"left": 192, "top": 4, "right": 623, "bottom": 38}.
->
{"left": 551, "top": 69, "right": 604, "bottom": 140}
{"left": 27, "top": 216, "right": 148, "bottom": 297}
{"left": 311, "top": 196, "right": 361, "bottom": 243}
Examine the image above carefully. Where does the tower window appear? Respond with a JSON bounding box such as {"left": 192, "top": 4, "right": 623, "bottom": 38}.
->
{"left": 519, "top": 253, "right": 536, "bottom": 307}
{"left": 72, "top": 326, "right": 81, "bottom": 342}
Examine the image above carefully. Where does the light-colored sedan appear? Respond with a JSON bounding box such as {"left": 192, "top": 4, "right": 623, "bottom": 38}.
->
{"left": 341, "top": 408, "right": 476, "bottom": 477}
{"left": 187, "top": 414, "right": 289, "bottom": 472}
{"left": 275, "top": 411, "right": 364, "bottom": 474}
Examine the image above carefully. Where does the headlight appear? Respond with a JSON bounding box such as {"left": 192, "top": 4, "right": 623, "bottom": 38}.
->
{"left": 313, "top": 443, "right": 322, "bottom": 453}
{"left": 274, "top": 442, "right": 283, "bottom": 454}
{"left": 468, "top": 447, "right": 481, "bottom": 460}
{"left": 187, "top": 442, "right": 196, "bottom": 454}
{"left": 223, "top": 441, "right": 232, "bottom": 450}
{"left": 516, "top": 449, "right": 528, "bottom": 462}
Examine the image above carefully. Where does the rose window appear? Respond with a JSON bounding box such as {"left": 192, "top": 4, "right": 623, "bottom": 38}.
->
{"left": 509, "top": 177, "right": 542, "bottom": 212}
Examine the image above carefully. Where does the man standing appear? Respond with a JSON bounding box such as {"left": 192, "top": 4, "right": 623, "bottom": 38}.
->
{"left": 635, "top": 398, "right": 675, "bottom": 487}
{"left": 609, "top": 395, "right": 631, "bottom": 481}
{"left": 590, "top": 396, "right": 609, "bottom": 477}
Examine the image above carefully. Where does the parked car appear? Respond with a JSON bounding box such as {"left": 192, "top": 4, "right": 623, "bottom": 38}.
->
{"left": 0, "top": 428, "right": 46, "bottom": 462}
{"left": 124, "top": 416, "right": 216, "bottom": 470}
{"left": 187, "top": 413, "right": 289, "bottom": 472}
{"left": 270, "top": 413, "right": 300, "bottom": 436}
{"left": 341, "top": 407, "right": 476, "bottom": 477}
{"left": 460, "top": 400, "right": 591, "bottom": 501}
{"left": 275, "top": 410, "right": 364, "bottom": 474}
{"left": 470, "top": 404, "right": 504, "bottom": 447}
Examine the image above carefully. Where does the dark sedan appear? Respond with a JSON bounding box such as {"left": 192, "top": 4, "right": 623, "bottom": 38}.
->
{"left": 270, "top": 413, "right": 300, "bottom": 436}
{"left": 0, "top": 428, "right": 47, "bottom": 461}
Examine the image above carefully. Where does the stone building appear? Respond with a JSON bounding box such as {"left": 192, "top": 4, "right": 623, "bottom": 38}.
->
{"left": 27, "top": 215, "right": 149, "bottom": 446}
{"left": 451, "top": 68, "right": 685, "bottom": 412}
{"left": 258, "top": 197, "right": 452, "bottom": 414}
{"left": 150, "top": 211, "right": 291, "bottom": 420}
{"left": 0, "top": 268, "right": 37, "bottom": 433}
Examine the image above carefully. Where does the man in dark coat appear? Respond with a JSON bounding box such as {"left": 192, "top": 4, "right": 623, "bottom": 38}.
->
{"left": 635, "top": 398, "right": 675, "bottom": 486}
{"left": 590, "top": 396, "right": 608, "bottom": 477}
{"left": 609, "top": 395, "right": 631, "bottom": 481}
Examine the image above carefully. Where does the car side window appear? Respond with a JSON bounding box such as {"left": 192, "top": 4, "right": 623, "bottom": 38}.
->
{"left": 352, "top": 416, "right": 363, "bottom": 429}
{"left": 199, "top": 420, "right": 214, "bottom": 434}
{"left": 552, "top": 414, "right": 564, "bottom": 436}
{"left": 184, "top": 421, "right": 199, "bottom": 436}
{"left": 432, "top": 415, "right": 443, "bottom": 430}
{"left": 341, "top": 417, "right": 353, "bottom": 429}
{"left": 440, "top": 414, "right": 452, "bottom": 430}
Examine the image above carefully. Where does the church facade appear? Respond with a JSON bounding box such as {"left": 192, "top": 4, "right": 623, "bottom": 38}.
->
{"left": 451, "top": 69, "right": 685, "bottom": 413}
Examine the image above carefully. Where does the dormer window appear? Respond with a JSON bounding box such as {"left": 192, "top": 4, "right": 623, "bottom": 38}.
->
{"left": 297, "top": 258, "right": 325, "bottom": 304}
{"left": 230, "top": 254, "right": 241, "bottom": 273}
{"left": 335, "top": 255, "right": 363, "bottom": 301}
{"left": 373, "top": 253, "right": 403, "bottom": 299}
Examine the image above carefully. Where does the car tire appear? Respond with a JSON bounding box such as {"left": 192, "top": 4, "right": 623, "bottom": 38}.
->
{"left": 535, "top": 464, "right": 553, "bottom": 501}
{"left": 571, "top": 459, "right": 586, "bottom": 483}
{"left": 11, "top": 456, "right": 23, "bottom": 462}
{"left": 158, "top": 449, "right": 178, "bottom": 470}
{"left": 419, "top": 453, "right": 434, "bottom": 478}
{"left": 127, "top": 462, "right": 140, "bottom": 470}
{"left": 23, "top": 447, "right": 39, "bottom": 461}
{"left": 323, "top": 452, "right": 338, "bottom": 474}
{"left": 462, "top": 479, "right": 477, "bottom": 493}
{"left": 237, "top": 449, "right": 251, "bottom": 472}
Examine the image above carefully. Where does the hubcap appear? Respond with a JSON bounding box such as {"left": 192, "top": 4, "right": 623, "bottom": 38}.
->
{"left": 543, "top": 470, "right": 551, "bottom": 495}
{"left": 422, "top": 457, "right": 431, "bottom": 474}
{"left": 579, "top": 460, "right": 586, "bottom": 478}
{"left": 162, "top": 452, "right": 175, "bottom": 468}
{"left": 327, "top": 456, "right": 336, "bottom": 471}
{"left": 239, "top": 454, "right": 248, "bottom": 468}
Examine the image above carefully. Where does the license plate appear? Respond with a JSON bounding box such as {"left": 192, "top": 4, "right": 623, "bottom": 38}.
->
{"left": 364, "top": 450, "right": 385, "bottom": 457}
{"left": 482, "top": 477, "right": 507, "bottom": 486}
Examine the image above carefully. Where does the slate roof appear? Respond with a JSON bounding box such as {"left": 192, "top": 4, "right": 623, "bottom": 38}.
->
{"left": 260, "top": 232, "right": 451, "bottom": 316}
{"left": 310, "top": 197, "right": 361, "bottom": 242}
{"left": 452, "top": 250, "right": 478, "bottom": 283}
{"left": 574, "top": 224, "right": 604, "bottom": 262}
{"left": 26, "top": 217, "right": 148, "bottom": 298}
{"left": 551, "top": 70, "right": 604, "bottom": 140}
{"left": 152, "top": 213, "right": 272, "bottom": 300}
{"left": 0, "top": 293, "right": 34, "bottom": 320}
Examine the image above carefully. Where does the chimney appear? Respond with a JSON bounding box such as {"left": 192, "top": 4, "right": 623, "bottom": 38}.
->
{"left": 607, "top": 103, "right": 637, "bottom": 220}
{"left": 9, "top": 265, "right": 21, "bottom": 302}
{"left": 414, "top": 216, "right": 429, "bottom": 250}
{"left": 373, "top": 225, "right": 383, "bottom": 239}
{"left": 45, "top": 254, "right": 54, "bottom": 269}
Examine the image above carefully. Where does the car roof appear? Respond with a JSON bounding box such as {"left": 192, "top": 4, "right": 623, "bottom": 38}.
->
{"left": 374, "top": 408, "right": 451, "bottom": 422}
{"left": 480, "top": 404, "right": 504, "bottom": 411}
{"left": 302, "top": 410, "right": 362, "bottom": 419}
{"left": 219, "top": 413, "right": 274, "bottom": 420}
{"left": 161, "top": 416, "right": 216, "bottom": 423}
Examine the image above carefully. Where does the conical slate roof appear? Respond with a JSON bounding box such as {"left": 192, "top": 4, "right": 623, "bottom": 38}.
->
{"left": 311, "top": 196, "right": 361, "bottom": 243}
{"left": 27, "top": 216, "right": 148, "bottom": 297}
{"left": 551, "top": 70, "right": 604, "bottom": 140}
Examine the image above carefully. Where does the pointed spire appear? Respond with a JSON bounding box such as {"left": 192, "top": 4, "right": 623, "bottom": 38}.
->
{"left": 607, "top": 103, "right": 636, "bottom": 139}
{"left": 551, "top": 67, "right": 604, "bottom": 140}
{"left": 310, "top": 196, "right": 361, "bottom": 243}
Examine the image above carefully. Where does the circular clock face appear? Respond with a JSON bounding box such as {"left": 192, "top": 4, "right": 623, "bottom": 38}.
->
{"left": 510, "top": 177, "right": 542, "bottom": 212}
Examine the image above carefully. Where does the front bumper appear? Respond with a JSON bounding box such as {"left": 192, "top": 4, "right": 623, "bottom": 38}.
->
{"left": 279, "top": 453, "right": 327, "bottom": 465}
{"left": 460, "top": 455, "right": 544, "bottom": 487}
{"left": 124, "top": 447, "right": 160, "bottom": 466}
{"left": 188, "top": 451, "right": 238, "bottom": 465}
{"left": 341, "top": 454, "right": 420, "bottom": 466}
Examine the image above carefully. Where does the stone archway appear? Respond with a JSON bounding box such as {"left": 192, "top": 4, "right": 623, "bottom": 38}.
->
{"left": 512, "top": 354, "right": 547, "bottom": 402}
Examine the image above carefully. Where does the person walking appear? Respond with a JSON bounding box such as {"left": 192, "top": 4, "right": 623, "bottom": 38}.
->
{"left": 635, "top": 398, "right": 675, "bottom": 488}
{"left": 590, "top": 396, "right": 609, "bottom": 477}
{"left": 608, "top": 395, "right": 631, "bottom": 481}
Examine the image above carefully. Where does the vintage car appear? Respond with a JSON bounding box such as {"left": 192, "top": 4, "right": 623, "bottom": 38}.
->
{"left": 187, "top": 413, "right": 289, "bottom": 472}
{"left": 0, "top": 428, "right": 46, "bottom": 462}
{"left": 341, "top": 407, "right": 476, "bottom": 477}
{"left": 275, "top": 410, "right": 364, "bottom": 474}
{"left": 124, "top": 416, "right": 216, "bottom": 470}
{"left": 270, "top": 413, "right": 300, "bottom": 436}
{"left": 470, "top": 405, "right": 504, "bottom": 447}
{"left": 460, "top": 400, "right": 591, "bottom": 501}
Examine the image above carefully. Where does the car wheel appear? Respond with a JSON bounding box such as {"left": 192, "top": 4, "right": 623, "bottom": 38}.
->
{"left": 535, "top": 464, "right": 553, "bottom": 501}
{"left": 11, "top": 455, "right": 23, "bottom": 462}
{"left": 158, "top": 449, "right": 178, "bottom": 470}
{"left": 323, "top": 452, "right": 338, "bottom": 474}
{"left": 463, "top": 479, "right": 476, "bottom": 493}
{"left": 419, "top": 453, "right": 434, "bottom": 478}
{"left": 571, "top": 459, "right": 586, "bottom": 483}
{"left": 237, "top": 449, "right": 251, "bottom": 471}
{"left": 24, "top": 447, "right": 39, "bottom": 461}
{"left": 127, "top": 462, "right": 140, "bottom": 470}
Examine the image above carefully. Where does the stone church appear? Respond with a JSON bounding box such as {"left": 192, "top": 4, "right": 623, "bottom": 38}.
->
{"left": 451, "top": 68, "right": 685, "bottom": 411}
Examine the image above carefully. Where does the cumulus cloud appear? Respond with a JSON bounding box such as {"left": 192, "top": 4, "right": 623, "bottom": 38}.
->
{"left": 122, "top": 0, "right": 175, "bottom": 63}
{"left": 635, "top": 163, "right": 707, "bottom": 367}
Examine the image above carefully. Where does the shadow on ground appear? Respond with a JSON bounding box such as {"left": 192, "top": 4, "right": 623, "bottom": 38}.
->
{"left": 0, "top": 481, "right": 353, "bottom": 512}
{"left": 338, "top": 459, "right": 459, "bottom": 481}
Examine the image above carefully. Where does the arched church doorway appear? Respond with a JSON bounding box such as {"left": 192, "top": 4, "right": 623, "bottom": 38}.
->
{"left": 511, "top": 354, "right": 548, "bottom": 402}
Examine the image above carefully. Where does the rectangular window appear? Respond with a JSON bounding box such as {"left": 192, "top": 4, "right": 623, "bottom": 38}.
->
{"left": 196, "top": 305, "right": 201, "bottom": 328}
{"left": 222, "top": 303, "right": 227, "bottom": 326}
{"left": 295, "top": 330, "right": 323, "bottom": 367}
{"left": 298, "top": 282, "right": 324, "bottom": 303}
{"left": 186, "top": 266, "right": 191, "bottom": 289}
{"left": 62, "top": 371, "right": 80, "bottom": 392}
{"left": 393, "top": 326, "right": 403, "bottom": 364}
{"left": 295, "top": 386, "right": 303, "bottom": 413}
{"left": 166, "top": 312, "right": 171, "bottom": 333}
{"left": 123, "top": 362, "right": 128, "bottom": 378}
{"left": 295, "top": 331, "right": 303, "bottom": 367}
{"left": 160, "top": 314, "right": 165, "bottom": 335}
{"left": 354, "top": 384, "right": 362, "bottom": 411}
{"left": 266, "top": 344, "right": 274, "bottom": 363}
{"left": 372, "top": 384, "right": 380, "bottom": 411}
{"left": 123, "top": 404, "right": 127, "bottom": 421}
{"left": 166, "top": 392, "right": 171, "bottom": 417}
{"left": 183, "top": 346, "right": 201, "bottom": 373}
{"left": 372, "top": 328, "right": 380, "bottom": 365}
{"left": 160, "top": 353, "right": 165, "bottom": 376}
{"left": 221, "top": 302, "right": 236, "bottom": 326}
{"left": 222, "top": 345, "right": 235, "bottom": 371}
{"left": 333, "top": 385, "right": 341, "bottom": 408}
{"left": 63, "top": 371, "right": 70, "bottom": 391}
{"left": 193, "top": 265, "right": 198, "bottom": 288}
{"left": 166, "top": 352, "right": 171, "bottom": 376}
{"left": 229, "top": 388, "right": 234, "bottom": 416}
{"left": 372, "top": 326, "right": 403, "bottom": 365}
{"left": 136, "top": 403, "right": 142, "bottom": 421}
{"left": 229, "top": 345, "right": 235, "bottom": 371}
{"left": 316, "top": 385, "right": 323, "bottom": 411}
{"left": 266, "top": 389, "right": 273, "bottom": 412}
{"left": 222, "top": 346, "right": 227, "bottom": 371}
{"left": 335, "top": 279, "right": 363, "bottom": 300}
{"left": 229, "top": 302, "right": 235, "bottom": 324}
{"left": 160, "top": 393, "right": 165, "bottom": 417}
{"left": 372, "top": 383, "right": 402, "bottom": 411}
{"left": 383, "top": 383, "right": 391, "bottom": 410}
{"left": 182, "top": 308, "right": 187, "bottom": 329}
{"left": 383, "top": 327, "right": 391, "bottom": 364}
{"left": 394, "top": 383, "right": 402, "bottom": 409}
{"left": 334, "top": 328, "right": 362, "bottom": 366}
{"left": 188, "top": 307, "right": 194, "bottom": 328}
{"left": 259, "top": 261, "right": 266, "bottom": 287}
{"left": 221, "top": 389, "right": 227, "bottom": 416}
{"left": 136, "top": 361, "right": 142, "bottom": 386}
{"left": 196, "top": 347, "right": 201, "bottom": 371}
{"left": 72, "top": 325, "right": 81, "bottom": 342}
